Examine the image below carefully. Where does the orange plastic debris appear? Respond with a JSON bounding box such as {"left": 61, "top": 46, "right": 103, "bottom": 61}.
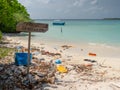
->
{"left": 88, "top": 53, "right": 96, "bottom": 56}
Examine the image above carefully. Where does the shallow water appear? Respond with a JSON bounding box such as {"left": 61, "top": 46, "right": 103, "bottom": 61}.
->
{"left": 22, "top": 19, "right": 120, "bottom": 47}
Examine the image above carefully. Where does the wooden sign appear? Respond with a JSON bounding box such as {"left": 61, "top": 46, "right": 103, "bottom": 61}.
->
{"left": 16, "top": 22, "right": 48, "bottom": 83}
{"left": 16, "top": 22, "right": 48, "bottom": 32}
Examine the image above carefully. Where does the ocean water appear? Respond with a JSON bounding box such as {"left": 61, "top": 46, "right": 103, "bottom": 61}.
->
{"left": 29, "top": 19, "right": 120, "bottom": 46}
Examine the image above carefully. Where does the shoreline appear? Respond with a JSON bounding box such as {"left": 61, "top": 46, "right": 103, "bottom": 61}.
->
{"left": 5, "top": 34, "right": 120, "bottom": 68}
{"left": 4, "top": 33, "right": 120, "bottom": 47}
{"left": 7, "top": 34, "right": 120, "bottom": 57}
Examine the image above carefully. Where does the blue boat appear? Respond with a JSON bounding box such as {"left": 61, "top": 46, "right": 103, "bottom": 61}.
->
{"left": 53, "top": 20, "right": 65, "bottom": 25}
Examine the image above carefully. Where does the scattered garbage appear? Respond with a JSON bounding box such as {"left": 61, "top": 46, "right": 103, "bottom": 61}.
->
{"left": 15, "top": 46, "right": 23, "bottom": 52}
{"left": 1, "top": 36, "right": 120, "bottom": 90}
{"left": 61, "top": 45, "right": 72, "bottom": 49}
{"left": 71, "top": 64, "right": 92, "bottom": 73}
{"left": 84, "top": 59, "right": 97, "bottom": 63}
{"left": 41, "top": 50, "right": 61, "bottom": 57}
{"left": 57, "top": 65, "right": 68, "bottom": 73}
{"left": 88, "top": 52, "right": 97, "bottom": 56}
{"left": 0, "top": 59, "right": 56, "bottom": 89}
{"left": 55, "top": 59, "right": 62, "bottom": 64}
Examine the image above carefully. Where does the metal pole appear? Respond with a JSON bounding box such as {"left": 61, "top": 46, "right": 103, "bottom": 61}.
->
{"left": 27, "top": 32, "right": 31, "bottom": 81}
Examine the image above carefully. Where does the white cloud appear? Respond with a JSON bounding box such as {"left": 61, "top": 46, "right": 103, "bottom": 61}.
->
{"left": 36, "top": 0, "right": 50, "bottom": 4}
{"left": 84, "top": 6, "right": 104, "bottom": 15}
{"left": 36, "top": 0, "right": 58, "bottom": 4}
{"left": 18, "top": 0, "right": 32, "bottom": 7}
{"left": 18, "top": 0, "right": 120, "bottom": 19}
{"left": 73, "top": 0, "right": 87, "bottom": 7}
{"left": 91, "top": 0, "right": 98, "bottom": 5}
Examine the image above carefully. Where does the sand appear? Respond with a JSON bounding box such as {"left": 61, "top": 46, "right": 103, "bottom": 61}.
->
{"left": 2, "top": 34, "right": 120, "bottom": 90}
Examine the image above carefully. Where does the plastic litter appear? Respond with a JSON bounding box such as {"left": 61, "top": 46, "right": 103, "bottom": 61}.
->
{"left": 57, "top": 65, "right": 67, "bottom": 73}
{"left": 15, "top": 52, "right": 32, "bottom": 66}
{"left": 88, "top": 52, "right": 97, "bottom": 56}
{"left": 55, "top": 59, "right": 62, "bottom": 64}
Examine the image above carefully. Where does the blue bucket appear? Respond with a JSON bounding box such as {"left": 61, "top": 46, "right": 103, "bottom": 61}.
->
{"left": 15, "top": 53, "right": 32, "bottom": 66}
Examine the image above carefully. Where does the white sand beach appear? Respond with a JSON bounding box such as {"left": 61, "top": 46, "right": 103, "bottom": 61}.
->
{"left": 9, "top": 35, "right": 120, "bottom": 66}
{"left": 1, "top": 35, "right": 120, "bottom": 90}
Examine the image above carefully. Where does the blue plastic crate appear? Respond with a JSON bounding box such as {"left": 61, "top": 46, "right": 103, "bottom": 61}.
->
{"left": 15, "top": 53, "right": 32, "bottom": 66}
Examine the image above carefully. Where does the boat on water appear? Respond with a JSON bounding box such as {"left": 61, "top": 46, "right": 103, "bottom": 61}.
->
{"left": 52, "top": 20, "right": 65, "bottom": 25}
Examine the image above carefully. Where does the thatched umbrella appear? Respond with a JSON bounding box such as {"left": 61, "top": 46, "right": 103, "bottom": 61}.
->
{"left": 16, "top": 22, "right": 48, "bottom": 82}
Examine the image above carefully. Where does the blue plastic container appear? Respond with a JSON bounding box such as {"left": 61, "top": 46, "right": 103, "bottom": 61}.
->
{"left": 15, "top": 53, "right": 32, "bottom": 66}
{"left": 55, "top": 59, "right": 62, "bottom": 64}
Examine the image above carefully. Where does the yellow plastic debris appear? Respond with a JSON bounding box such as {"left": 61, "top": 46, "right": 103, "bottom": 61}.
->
{"left": 57, "top": 65, "right": 68, "bottom": 73}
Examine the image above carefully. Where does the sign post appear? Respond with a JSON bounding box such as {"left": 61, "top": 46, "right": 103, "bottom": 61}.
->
{"left": 27, "top": 32, "right": 31, "bottom": 80}
{"left": 16, "top": 22, "right": 48, "bottom": 82}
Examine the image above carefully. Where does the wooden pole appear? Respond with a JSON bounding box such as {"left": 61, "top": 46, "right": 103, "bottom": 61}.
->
{"left": 27, "top": 32, "right": 31, "bottom": 81}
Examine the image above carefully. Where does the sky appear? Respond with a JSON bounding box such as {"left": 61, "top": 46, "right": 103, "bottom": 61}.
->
{"left": 18, "top": 0, "right": 120, "bottom": 19}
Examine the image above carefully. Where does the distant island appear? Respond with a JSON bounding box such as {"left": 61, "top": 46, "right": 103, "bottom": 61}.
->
{"left": 103, "top": 18, "right": 120, "bottom": 20}
{"left": 32, "top": 18, "right": 120, "bottom": 21}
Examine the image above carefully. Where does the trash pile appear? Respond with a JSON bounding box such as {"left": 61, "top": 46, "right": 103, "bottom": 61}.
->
{"left": 0, "top": 59, "right": 56, "bottom": 90}
{"left": 0, "top": 39, "right": 57, "bottom": 89}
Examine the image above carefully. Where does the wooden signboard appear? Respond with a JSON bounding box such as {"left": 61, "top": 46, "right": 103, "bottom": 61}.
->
{"left": 16, "top": 22, "right": 48, "bottom": 83}
{"left": 16, "top": 22, "right": 48, "bottom": 32}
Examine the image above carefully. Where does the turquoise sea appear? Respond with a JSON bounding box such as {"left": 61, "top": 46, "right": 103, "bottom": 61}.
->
{"left": 29, "top": 19, "right": 120, "bottom": 46}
